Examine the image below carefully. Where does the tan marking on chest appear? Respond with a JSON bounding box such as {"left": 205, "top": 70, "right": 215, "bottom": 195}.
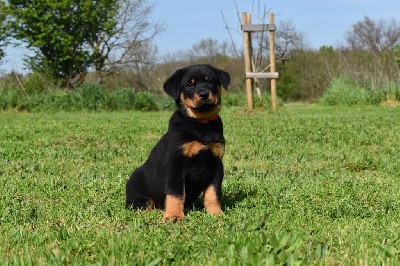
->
{"left": 181, "top": 141, "right": 207, "bottom": 157}
{"left": 181, "top": 141, "right": 225, "bottom": 158}
{"left": 210, "top": 143, "right": 225, "bottom": 159}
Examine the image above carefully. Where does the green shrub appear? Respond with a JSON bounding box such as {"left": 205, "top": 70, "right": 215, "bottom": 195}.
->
{"left": 33, "top": 90, "right": 81, "bottom": 112}
{"left": 132, "top": 91, "right": 159, "bottom": 111}
{"left": 24, "top": 73, "right": 48, "bottom": 94}
{"left": 76, "top": 83, "right": 108, "bottom": 111}
{"left": 321, "top": 77, "right": 370, "bottom": 106}
{"left": 224, "top": 92, "right": 247, "bottom": 107}
{"left": 0, "top": 86, "right": 20, "bottom": 110}
{"left": 107, "top": 88, "right": 136, "bottom": 110}
{"left": 223, "top": 92, "right": 283, "bottom": 110}
{"left": 61, "top": 91, "right": 85, "bottom": 111}
{"left": 382, "top": 82, "right": 400, "bottom": 101}
{"left": 73, "top": 85, "right": 158, "bottom": 111}
{"left": 253, "top": 92, "right": 284, "bottom": 110}
{"left": 367, "top": 89, "right": 386, "bottom": 105}
{"left": 0, "top": 84, "right": 161, "bottom": 112}
{"left": 322, "top": 78, "right": 400, "bottom": 106}
{"left": 16, "top": 93, "right": 39, "bottom": 111}
{"left": 155, "top": 94, "right": 176, "bottom": 111}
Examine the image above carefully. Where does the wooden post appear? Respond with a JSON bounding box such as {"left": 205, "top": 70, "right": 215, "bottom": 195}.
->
{"left": 269, "top": 13, "right": 277, "bottom": 111}
{"left": 241, "top": 11, "right": 278, "bottom": 111}
{"left": 242, "top": 12, "right": 253, "bottom": 111}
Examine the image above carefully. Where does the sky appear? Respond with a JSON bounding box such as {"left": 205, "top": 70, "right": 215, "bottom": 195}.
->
{"left": 1, "top": 0, "right": 400, "bottom": 73}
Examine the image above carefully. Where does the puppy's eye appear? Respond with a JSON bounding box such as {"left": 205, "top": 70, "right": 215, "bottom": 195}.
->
{"left": 206, "top": 79, "right": 213, "bottom": 85}
{"left": 187, "top": 79, "right": 195, "bottom": 87}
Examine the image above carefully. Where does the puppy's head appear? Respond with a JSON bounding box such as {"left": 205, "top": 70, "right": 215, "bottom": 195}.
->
{"left": 163, "top": 64, "right": 230, "bottom": 119}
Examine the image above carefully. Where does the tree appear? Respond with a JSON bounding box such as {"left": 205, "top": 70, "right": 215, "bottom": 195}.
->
{"left": 91, "top": 0, "right": 164, "bottom": 74}
{"left": 344, "top": 16, "right": 400, "bottom": 52}
{"left": 188, "top": 38, "right": 230, "bottom": 59}
{"left": 6, "top": 0, "right": 163, "bottom": 87}
{"left": 0, "top": 1, "right": 9, "bottom": 64}
{"left": 7, "top": 0, "right": 119, "bottom": 86}
{"left": 275, "top": 20, "right": 308, "bottom": 61}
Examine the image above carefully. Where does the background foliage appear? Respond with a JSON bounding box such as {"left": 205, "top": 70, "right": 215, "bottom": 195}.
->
{"left": 1, "top": 6, "right": 399, "bottom": 104}
{"left": 6, "top": 0, "right": 119, "bottom": 86}
{"left": 0, "top": 0, "right": 9, "bottom": 63}
{"left": 0, "top": 82, "right": 161, "bottom": 112}
{"left": 3, "top": 0, "right": 163, "bottom": 88}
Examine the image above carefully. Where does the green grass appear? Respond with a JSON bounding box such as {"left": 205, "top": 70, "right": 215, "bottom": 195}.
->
{"left": 1, "top": 105, "right": 400, "bottom": 265}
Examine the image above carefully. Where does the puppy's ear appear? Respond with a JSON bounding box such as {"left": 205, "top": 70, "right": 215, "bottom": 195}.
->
{"left": 163, "top": 68, "right": 186, "bottom": 100}
{"left": 209, "top": 65, "right": 230, "bottom": 89}
{"left": 217, "top": 69, "right": 230, "bottom": 89}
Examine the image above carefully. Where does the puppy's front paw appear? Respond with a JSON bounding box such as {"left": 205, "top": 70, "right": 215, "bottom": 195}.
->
{"left": 163, "top": 194, "right": 185, "bottom": 223}
{"left": 208, "top": 208, "right": 224, "bottom": 215}
{"left": 162, "top": 213, "right": 185, "bottom": 223}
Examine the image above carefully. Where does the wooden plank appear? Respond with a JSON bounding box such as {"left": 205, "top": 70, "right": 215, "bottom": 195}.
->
{"left": 241, "top": 24, "right": 276, "bottom": 32}
{"left": 242, "top": 12, "right": 253, "bottom": 111}
{"left": 269, "top": 13, "right": 277, "bottom": 111}
{"left": 246, "top": 72, "right": 279, "bottom": 79}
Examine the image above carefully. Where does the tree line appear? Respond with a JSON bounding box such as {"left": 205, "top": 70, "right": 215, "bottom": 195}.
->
{"left": 0, "top": 1, "right": 399, "bottom": 102}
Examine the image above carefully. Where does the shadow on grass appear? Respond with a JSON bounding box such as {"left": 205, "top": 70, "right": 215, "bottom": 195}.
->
{"left": 186, "top": 187, "right": 257, "bottom": 213}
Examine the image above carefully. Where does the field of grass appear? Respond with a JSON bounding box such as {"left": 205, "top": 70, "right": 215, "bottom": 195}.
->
{"left": 1, "top": 104, "right": 400, "bottom": 265}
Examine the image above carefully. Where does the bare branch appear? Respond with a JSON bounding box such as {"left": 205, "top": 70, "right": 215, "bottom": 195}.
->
{"left": 220, "top": 10, "right": 240, "bottom": 57}
{"left": 344, "top": 16, "right": 400, "bottom": 52}
{"left": 92, "top": 0, "right": 165, "bottom": 75}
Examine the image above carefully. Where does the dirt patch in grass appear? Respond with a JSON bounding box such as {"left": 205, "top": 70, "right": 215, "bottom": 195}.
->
{"left": 380, "top": 100, "right": 400, "bottom": 107}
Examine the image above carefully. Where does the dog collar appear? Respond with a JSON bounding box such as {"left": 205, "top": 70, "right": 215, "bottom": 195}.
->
{"left": 197, "top": 114, "right": 219, "bottom": 123}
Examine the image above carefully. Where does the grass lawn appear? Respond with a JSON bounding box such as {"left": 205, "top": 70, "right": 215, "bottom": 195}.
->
{"left": 1, "top": 104, "right": 400, "bottom": 265}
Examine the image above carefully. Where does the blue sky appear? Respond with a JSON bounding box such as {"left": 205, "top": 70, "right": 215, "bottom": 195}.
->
{"left": 2, "top": 0, "right": 400, "bottom": 73}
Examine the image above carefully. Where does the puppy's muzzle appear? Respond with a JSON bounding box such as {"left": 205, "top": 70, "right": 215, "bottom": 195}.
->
{"left": 197, "top": 90, "right": 210, "bottom": 100}
{"left": 193, "top": 90, "right": 218, "bottom": 109}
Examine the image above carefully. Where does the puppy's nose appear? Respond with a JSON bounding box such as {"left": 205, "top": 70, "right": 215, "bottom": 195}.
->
{"left": 198, "top": 91, "right": 209, "bottom": 100}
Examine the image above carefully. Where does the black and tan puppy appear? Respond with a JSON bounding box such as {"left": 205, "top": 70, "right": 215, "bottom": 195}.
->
{"left": 126, "top": 64, "right": 230, "bottom": 222}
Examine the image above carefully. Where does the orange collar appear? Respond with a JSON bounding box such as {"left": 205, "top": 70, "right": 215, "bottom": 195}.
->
{"left": 197, "top": 114, "right": 219, "bottom": 123}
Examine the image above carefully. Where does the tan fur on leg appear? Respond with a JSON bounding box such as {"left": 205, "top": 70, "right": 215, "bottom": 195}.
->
{"left": 163, "top": 194, "right": 185, "bottom": 222}
{"left": 204, "top": 185, "right": 223, "bottom": 215}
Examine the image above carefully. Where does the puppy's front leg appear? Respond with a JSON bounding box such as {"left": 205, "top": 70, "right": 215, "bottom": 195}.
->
{"left": 204, "top": 163, "right": 224, "bottom": 215}
{"left": 163, "top": 194, "right": 185, "bottom": 222}
{"left": 204, "top": 184, "right": 223, "bottom": 215}
{"left": 163, "top": 157, "right": 185, "bottom": 222}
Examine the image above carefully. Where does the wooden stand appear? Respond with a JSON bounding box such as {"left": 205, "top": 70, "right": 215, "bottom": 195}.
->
{"left": 242, "top": 12, "right": 254, "bottom": 111}
{"left": 241, "top": 12, "right": 279, "bottom": 111}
